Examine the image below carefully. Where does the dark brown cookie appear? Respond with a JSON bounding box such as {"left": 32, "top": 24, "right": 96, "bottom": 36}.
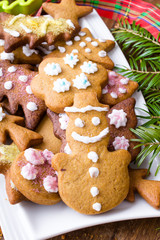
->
{"left": 0, "top": 60, "right": 46, "bottom": 129}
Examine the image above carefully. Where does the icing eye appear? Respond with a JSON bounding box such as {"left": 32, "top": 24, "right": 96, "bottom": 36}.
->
{"left": 92, "top": 117, "right": 100, "bottom": 126}
{"left": 74, "top": 118, "right": 84, "bottom": 128}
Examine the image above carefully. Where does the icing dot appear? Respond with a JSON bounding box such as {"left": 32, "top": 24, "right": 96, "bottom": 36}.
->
{"left": 0, "top": 68, "right": 3, "bottom": 77}
{"left": 75, "top": 118, "right": 84, "bottom": 128}
{"left": 89, "top": 167, "right": 99, "bottom": 178}
{"left": 120, "top": 78, "right": 129, "bottom": 85}
{"left": 91, "top": 41, "right": 98, "bottom": 47}
{"left": 53, "top": 78, "right": 71, "bottom": 93}
{"left": 90, "top": 187, "right": 99, "bottom": 197}
{"left": 63, "top": 53, "right": 79, "bottom": 68}
{"left": 0, "top": 51, "right": 14, "bottom": 62}
{"left": 58, "top": 46, "right": 66, "bottom": 53}
{"left": 44, "top": 62, "right": 62, "bottom": 76}
{"left": 113, "top": 136, "right": 129, "bottom": 150}
{"left": 108, "top": 71, "right": 118, "bottom": 78}
{"left": 4, "top": 81, "right": 12, "bottom": 90}
{"left": 92, "top": 117, "right": 100, "bottom": 126}
{"left": 108, "top": 79, "right": 115, "bottom": 86}
{"left": 22, "top": 45, "right": 38, "bottom": 57}
{"left": 85, "top": 48, "right": 91, "bottom": 53}
{"left": 18, "top": 75, "right": 28, "bottom": 82}
{"left": 21, "top": 163, "right": 38, "bottom": 180}
{"left": 27, "top": 102, "right": 38, "bottom": 111}
{"left": 102, "top": 85, "right": 108, "bottom": 94}
{"left": 66, "top": 40, "right": 73, "bottom": 46}
{"left": 88, "top": 151, "right": 99, "bottom": 163}
{"left": 79, "top": 42, "right": 86, "bottom": 48}
{"left": 0, "top": 107, "right": 6, "bottom": 121}
{"left": 42, "top": 149, "right": 54, "bottom": 165}
{"left": 79, "top": 31, "right": 86, "bottom": 36}
{"left": 26, "top": 85, "right": 33, "bottom": 94}
{"left": 24, "top": 148, "right": 45, "bottom": 165}
{"left": 73, "top": 73, "right": 91, "bottom": 89}
{"left": 108, "top": 109, "right": 127, "bottom": 128}
{"left": 48, "top": 45, "right": 55, "bottom": 51}
{"left": 80, "top": 61, "right": 98, "bottom": 74}
{"left": 64, "top": 143, "right": 72, "bottom": 154}
{"left": 110, "top": 92, "right": 118, "bottom": 99}
{"left": 43, "top": 175, "right": 58, "bottom": 193}
{"left": 98, "top": 50, "right": 107, "bottom": 57}
{"left": 72, "top": 49, "right": 79, "bottom": 54}
{"left": 85, "top": 37, "right": 92, "bottom": 42}
{"left": 92, "top": 202, "right": 101, "bottom": 211}
{"left": 59, "top": 113, "right": 69, "bottom": 130}
{"left": 42, "top": 42, "right": 47, "bottom": 45}
{"left": 119, "top": 87, "right": 127, "bottom": 93}
{"left": 0, "top": 39, "right": 4, "bottom": 46}
{"left": 66, "top": 19, "right": 75, "bottom": 29}
{"left": 74, "top": 36, "right": 81, "bottom": 41}
{"left": 98, "top": 38, "right": 106, "bottom": 42}
{"left": 8, "top": 66, "right": 17, "bottom": 73}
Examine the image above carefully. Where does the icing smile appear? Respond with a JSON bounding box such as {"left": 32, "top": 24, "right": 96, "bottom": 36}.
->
{"left": 71, "top": 127, "right": 109, "bottom": 144}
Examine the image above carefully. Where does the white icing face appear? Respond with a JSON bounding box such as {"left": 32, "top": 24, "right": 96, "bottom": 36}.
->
{"left": 18, "top": 75, "right": 28, "bottom": 82}
{"left": 4, "top": 81, "right": 12, "bottom": 90}
{"left": 22, "top": 44, "right": 38, "bottom": 57}
{"left": 90, "top": 187, "right": 99, "bottom": 197}
{"left": 59, "top": 113, "right": 69, "bottom": 130}
{"left": 72, "top": 73, "right": 91, "bottom": 89}
{"left": 0, "top": 51, "right": 14, "bottom": 62}
{"left": 0, "top": 107, "right": 6, "bottom": 121}
{"left": 64, "top": 143, "right": 72, "bottom": 154}
{"left": 8, "top": 66, "right": 17, "bottom": 73}
{"left": 85, "top": 48, "right": 91, "bottom": 53}
{"left": 74, "top": 36, "right": 81, "bottom": 41}
{"left": 26, "top": 85, "right": 33, "bottom": 94}
{"left": 89, "top": 167, "right": 99, "bottom": 178}
{"left": 66, "top": 40, "right": 73, "bottom": 46}
{"left": 63, "top": 53, "right": 79, "bottom": 68}
{"left": 92, "top": 117, "right": 100, "bottom": 126}
{"left": 27, "top": 102, "right": 38, "bottom": 111}
{"left": 113, "top": 136, "right": 129, "bottom": 150}
{"left": 58, "top": 46, "right": 66, "bottom": 53}
{"left": 0, "top": 39, "right": 5, "bottom": 46}
{"left": 66, "top": 19, "right": 75, "bottom": 29}
{"left": 108, "top": 109, "right": 127, "bottom": 128}
{"left": 80, "top": 61, "right": 98, "bottom": 74}
{"left": 72, "top": 127, "right": 109, "bottom": 144}
{"left": 91, "top": 41, "right": 98, "bottom": 47}
{"left": 79, "top": 41, "right": 86, "bottom": 48}
{"left": 0, "top": 68, "right": 3, "bottom": 77}
{"left": 98, "top": 50, "right": 107, "bottom": 57}
{"left": 4, "top": 28, "right": 20, "bottom": 37}
{"left": 79, "top": 31, "right": 86, "bottom": 37}
{"left": 85, "top": 37, "right": 92, "bottom": 42}
{"left": 88, "top": 151, "right": 99, "bottom": 163}
{"left": 44, "top": 62, "right": 62, "bottom": 76}
{"left": 92, "top": 202, "right": 101, "bottom": 211}
{"left": 53, "top": 78, "right": 71, "bottom": 93}
{"left": 74, "top": 118, "right": 84, "bottom": 128}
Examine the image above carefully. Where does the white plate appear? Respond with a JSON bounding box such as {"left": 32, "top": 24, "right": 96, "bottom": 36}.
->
{"left": 0, "top": 9, "right": 160, "bottom": 240}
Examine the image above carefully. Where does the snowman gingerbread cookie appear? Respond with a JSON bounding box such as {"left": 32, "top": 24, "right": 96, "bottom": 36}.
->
{"left": 52, "top": 92, "right": 131, "bottom": 214}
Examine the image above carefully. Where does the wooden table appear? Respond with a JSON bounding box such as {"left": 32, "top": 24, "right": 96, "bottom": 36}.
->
{"left": 51, "top": 0, "right": 160, "bottom": 240}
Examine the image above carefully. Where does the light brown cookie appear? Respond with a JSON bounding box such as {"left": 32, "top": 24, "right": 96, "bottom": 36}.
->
{"left": 36, "top": 114, "right": 61, "bottom": 153}
{"left": 101, "top": 71, "right": 139, "bottom": 105}
{"left": 31, "top": 52, "right": 108, "bottom": 113}
{"left": 0, "top": 105, "right": 43, "bottom": 151}
{"left": 127, "top": 168, "right": 160, "bottom": 209}
{"left": 10, "top": 148, "right": 61, "bottom": 205}
{"left": 52, "top": 92, "right": 131, "bottom": 214}
{"left": 45, "top": 28, "right": 115, "bottom": 70}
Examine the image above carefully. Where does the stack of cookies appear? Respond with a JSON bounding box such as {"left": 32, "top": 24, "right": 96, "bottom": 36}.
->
{"left": 0, "top": 0, "right": 159, "bottom": 214}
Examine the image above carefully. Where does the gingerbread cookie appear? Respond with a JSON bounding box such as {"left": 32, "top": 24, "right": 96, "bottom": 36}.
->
{"left": 0, "top": 105, "right": 43, "bottom": 151}
{"left": 42, "top": 0, "right": 93, "bottom": 29}
{"left": 0, "top": 12, "right": 79, "bottom": 52}
{"left": 0, "top": 61, "right": 46, "bottom": 129}
{"left": 101, "top": 71, "right": 139, "bottom": 105}
{"left": 31, "top": 52, "right": 108, "bottom": 113}
{"left": 46, "top": 28, "right": 115, "bottom": 70}
{"left": 0, "top": 42, "right": 42, "bottom": 65}
{"left": 127, "top": 168, "right": 160, "bottom": 209}
{"left": 52, "top": 92, "right": 131, "bottom": 214}
{"left": 36, "top": 114, "right": 61, "bottom": 153}
{"left": 10, "top": 148, "right": 60, "bottom": 205}
{"left": 0, "top": 143, "right": 26, "bottom": 204}
{"left": 106, "top": 98, "right": 141, "bottom": 161}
